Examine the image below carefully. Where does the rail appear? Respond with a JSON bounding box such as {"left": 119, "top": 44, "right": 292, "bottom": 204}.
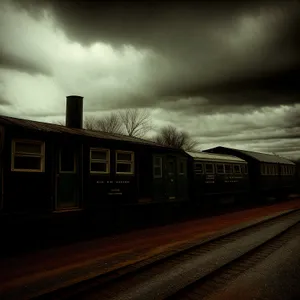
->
{"left": 26, "top": 207, "right": 300, "bottom": 300}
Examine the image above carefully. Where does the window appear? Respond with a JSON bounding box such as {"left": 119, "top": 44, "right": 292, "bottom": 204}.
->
{"left": 281, "top": 165, "right": 287, "bottom": 175}
{"left": 167, "top": 160, "right": 175, "bottom": 174}
{"left": 179, "top": 160, "right": 186, "bottom": 175}
{"left": 60, "top": 146, "right": 76, "bottom": 173}
{"left": 116, "top": 151, "right": 134, "bottom": 174}
{"left": 205, "top": 163, "right": 214, "bottom": 174}
{"left": 234, "top": 165, "right": 241, "bottom": 174}
{"left": 224, "top": 164, "right": 232, "bottom": 174}
{"left": 216, "top": 164, "right": 225, "bottom": 174}
{"left": 270, "top": 165, "right": 275, "bottom": 175}
{"left": 153, "top": 156, "right": 162, "bottom": 178}
{"left": 241, "top": 165, "right": 246, "bottom": 174}
{"left": 245, "top": 165, "right": 248, "bottom": 174}
{"left": 268, "top": 165, "right": 273, "bottom": 175}
{"left": 90, "top": 148, "right": 110, "bottom": 174}
{"left": 11, "top": 140, "right": 45, "bottom": 172}
{"left": 194, "top": 163, "right": 203, "bottom": 174}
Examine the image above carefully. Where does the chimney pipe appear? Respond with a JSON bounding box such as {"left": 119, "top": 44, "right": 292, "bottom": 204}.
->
{"left": 66, "top": 95, "right": 83, "bottom": 129}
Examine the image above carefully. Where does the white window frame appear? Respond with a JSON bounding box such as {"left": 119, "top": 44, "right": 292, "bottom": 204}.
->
{"left": 268, "top": 164, "right": 272, "bottom": 175}
{"left": 11, "top": 139, "right": 45, "bottom": 172}
{"left": 153, "top": 156, "right": 163, "bottom": 178}
{"left": 216, "top": 163, "right": 225, "bottom": 174}
{"left": 281, "top": 165, "right": 286, "bottom": 176}
{"left": 224, "top": 164, "right": 233, "bottom": 174}
{"left": 264, "top": 164, "right": 268, "bottom": 175}
{"left": 205, "top": 163, "right": 214, "bottom": 174}
{"left": 271, "top": 165, "right": 275, "bottom": 176}
{"left": 233, "top": 164, "right": 241, "bottom": 174}
{"left": 194, "top": 162, "right": 203, "bottom": 174}
{"left": 116, "top": 150, "right": 134, "bottom": 175}
{"left": 90, "top": 148, "right": 110, "bottom": 174}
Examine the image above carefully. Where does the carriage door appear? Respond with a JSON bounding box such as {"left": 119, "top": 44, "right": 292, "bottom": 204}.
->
{"left": 56, "top": 145, "right": 80, "bottom": 210}
{"left": 0, "top": 126, "right": 4, "bottom": 210}
{"left": 166, "top": 156, "right": 177, "bottom": 200}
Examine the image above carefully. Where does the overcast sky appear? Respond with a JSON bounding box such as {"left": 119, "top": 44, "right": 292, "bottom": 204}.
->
{"left": 1, "top": 0, "right": 300, "bottom": 159}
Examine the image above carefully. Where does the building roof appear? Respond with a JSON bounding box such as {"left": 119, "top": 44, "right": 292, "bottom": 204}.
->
{"left": 0, "top": 115, "right": 169, "bottom": 149}
{"left": 204, "top": 146, "right": 295, "bottom": 165}
{"left": 186, "top": 151, "right": 247, "bottom": 164}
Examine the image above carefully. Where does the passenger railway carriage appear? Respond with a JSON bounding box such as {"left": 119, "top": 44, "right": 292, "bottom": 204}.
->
{"left": 0, "top": 96, "right": 189, "bottom": 241}
{"left": 186, "top": 151, "right": 249, "bottom": 208}
{"left": 0, "top": 95, "right": 298, "bottom": 249}
{"left": 203, "top": 146, "right": 297, "bottom": 200}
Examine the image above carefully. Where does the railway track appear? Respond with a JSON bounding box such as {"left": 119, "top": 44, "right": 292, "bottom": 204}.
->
{"left": 28, "top": 207, "right": 300, "bottom": 300}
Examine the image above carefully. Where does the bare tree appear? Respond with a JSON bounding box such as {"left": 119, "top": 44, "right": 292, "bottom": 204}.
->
{"left": 85, "top": 113, "right": 124, "bottom": 134}
{"left": 84, "top": 116, "right": 98, "bottom": 130}
{"left": 118, "top": 108, "right": 152, "bottom": 138}
{"left": 153, "top": 125, "right": 199, "bottom": 151}
{"left": 54, "top": 120, "right": 65, "bottom": 126}
{"left": 73, "top": 109, "right": 151, "bottom": 138}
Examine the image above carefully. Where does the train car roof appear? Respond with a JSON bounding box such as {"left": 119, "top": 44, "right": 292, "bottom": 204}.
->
{"left": 204, "top": 146, "right": 295, "bottom": 165}
{"left": 186, "top": 151, "right": 247, "bottom": 164}
{"left": 0, "top": 115, "right": 178, "bottom": 151}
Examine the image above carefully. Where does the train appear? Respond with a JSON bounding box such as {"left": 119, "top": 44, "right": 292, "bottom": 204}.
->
{"left": 0, "top": 95, "right": 298, "bottom": 250}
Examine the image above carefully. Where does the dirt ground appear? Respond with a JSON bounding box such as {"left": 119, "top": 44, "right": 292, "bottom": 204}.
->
{"left": 1, "top": 198, "right": 300, "bottom": 296}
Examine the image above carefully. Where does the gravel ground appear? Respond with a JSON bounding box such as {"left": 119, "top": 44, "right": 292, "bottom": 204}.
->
{"left": 208, "top": 230, "right": 300, "bottom": 300}
{"left": 0, "top": 198, "right": 299, "bottom": 297}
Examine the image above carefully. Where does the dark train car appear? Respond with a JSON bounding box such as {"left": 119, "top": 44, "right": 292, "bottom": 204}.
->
{"left": 0, "top": 95, "right": 189, "bottom": 245}
{"left": 295, "top": 161, "right": 300, "bottom": 193}
{"left": 186, "top": 151, "right": 249, "bottom": 209}
{"left": 203, "top": 146, "right": 296, "bottom": 201}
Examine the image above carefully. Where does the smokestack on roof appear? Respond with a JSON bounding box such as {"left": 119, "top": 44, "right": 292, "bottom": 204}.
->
{"left": 65, "top": 95, "right": 83, "bottom": 129}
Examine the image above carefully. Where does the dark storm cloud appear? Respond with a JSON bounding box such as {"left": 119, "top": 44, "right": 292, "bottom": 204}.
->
{"left": 159, "top": 67, "right": 300, "bottom": 106}
{"left": 0, "top": 51, "right": 52, "bottom": 76}
{"left": 8, "top": 0, "right": 300, "bottom": 112}
{"left": 11, "top": 1, "right": 298, "bottom": 48}
{"left": 156, "top": 103, "right": 300, "bottom": 159}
